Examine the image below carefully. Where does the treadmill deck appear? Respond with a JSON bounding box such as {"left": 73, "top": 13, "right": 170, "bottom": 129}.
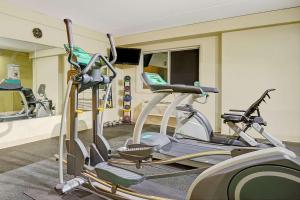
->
{"left": 157, "top": 139, "right": 233, "bottom": 167}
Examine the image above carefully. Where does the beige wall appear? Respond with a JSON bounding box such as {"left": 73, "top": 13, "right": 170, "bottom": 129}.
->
{"left": 0, "top": 49, "right": 32, "bottom": 112}
{"left": 222, "top": 23, "right": 300, "bottom": 142}
{"left": 116, "top": 8, "right": 300, "bottom": 142}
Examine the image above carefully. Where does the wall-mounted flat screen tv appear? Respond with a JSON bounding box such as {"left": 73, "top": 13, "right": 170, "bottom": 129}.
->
{"left": 111, "top": 47, "right": 141, "bottom": 65}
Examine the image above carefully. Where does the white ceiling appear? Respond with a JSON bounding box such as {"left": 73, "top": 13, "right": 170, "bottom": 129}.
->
{"left": 5, "top": 0, "right": 300, "bottom": 36}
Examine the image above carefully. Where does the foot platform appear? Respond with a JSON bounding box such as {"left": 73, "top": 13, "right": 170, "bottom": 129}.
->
{"left": 95, "top": 162, "right": 144, "bottom": 187}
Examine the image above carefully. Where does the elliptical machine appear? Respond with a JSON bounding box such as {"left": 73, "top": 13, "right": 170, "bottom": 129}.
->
{"left": 56, "top": 18, "right": 119, "bottom": 192}
{"left": 175, "top": 88, "right": 285, "bottom": 147}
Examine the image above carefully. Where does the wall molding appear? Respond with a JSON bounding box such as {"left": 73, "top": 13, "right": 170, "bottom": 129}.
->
{"left": 116, "top": 7, "right": 300, "bottom": 46}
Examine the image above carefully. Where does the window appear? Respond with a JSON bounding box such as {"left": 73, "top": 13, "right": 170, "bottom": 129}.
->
{"left": 142, "top": 48, "right": 199, "bottom": 88}
{"left": 170, "top": 49, "right": 199, "bottom": 85}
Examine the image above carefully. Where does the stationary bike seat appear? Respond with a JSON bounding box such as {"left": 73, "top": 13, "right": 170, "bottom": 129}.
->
{"left": 221, "top": 113, "right": 244, "bottom": 123}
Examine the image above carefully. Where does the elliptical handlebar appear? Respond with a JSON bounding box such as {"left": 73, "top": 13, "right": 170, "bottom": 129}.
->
{"left": 82, "top": 34, "right": 117, "bottom": 80}
{"left": 63, "top": 18, "right": 117, "bottom": 81}
{"left": 100, "top": 54, "right": 117, "bottom": 80}
{"left": 63, "top": 19, "right": 73, "bottom": 49}
{"left": 107, "top": 33, "right": 117, "bottom": 65}
{"left": 63, "top": 19, "right": 81, "bottom": 71}
{"left": 104, "top": 33, "right": 117, "bottom": 80}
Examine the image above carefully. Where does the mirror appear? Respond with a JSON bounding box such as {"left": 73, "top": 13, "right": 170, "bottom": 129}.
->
{"left": 0, "top": 37, "right": 63, "bottom": 122}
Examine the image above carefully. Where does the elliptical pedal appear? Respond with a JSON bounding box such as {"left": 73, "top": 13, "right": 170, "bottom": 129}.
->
{"left": 117, "top": 144, "right": 154, "bottom": 162}
{"left": 94, "top": 162, "right": 144, "bottom": 187}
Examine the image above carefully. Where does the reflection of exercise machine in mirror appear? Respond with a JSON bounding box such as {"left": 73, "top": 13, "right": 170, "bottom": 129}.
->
{"left": 0, "top": 79, "right": 55, "bottom": 122}
{"left": 35, "top": 84, "right": 56, "bottom": 117}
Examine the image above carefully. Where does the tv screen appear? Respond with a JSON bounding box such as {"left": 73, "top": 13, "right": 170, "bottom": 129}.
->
{"left": 111, "top": 47, "right": 141, "bottom": 65}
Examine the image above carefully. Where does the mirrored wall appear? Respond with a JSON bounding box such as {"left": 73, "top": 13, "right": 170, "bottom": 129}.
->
{"left": 0, "top": 37, "right": 62, "bottom": 122}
